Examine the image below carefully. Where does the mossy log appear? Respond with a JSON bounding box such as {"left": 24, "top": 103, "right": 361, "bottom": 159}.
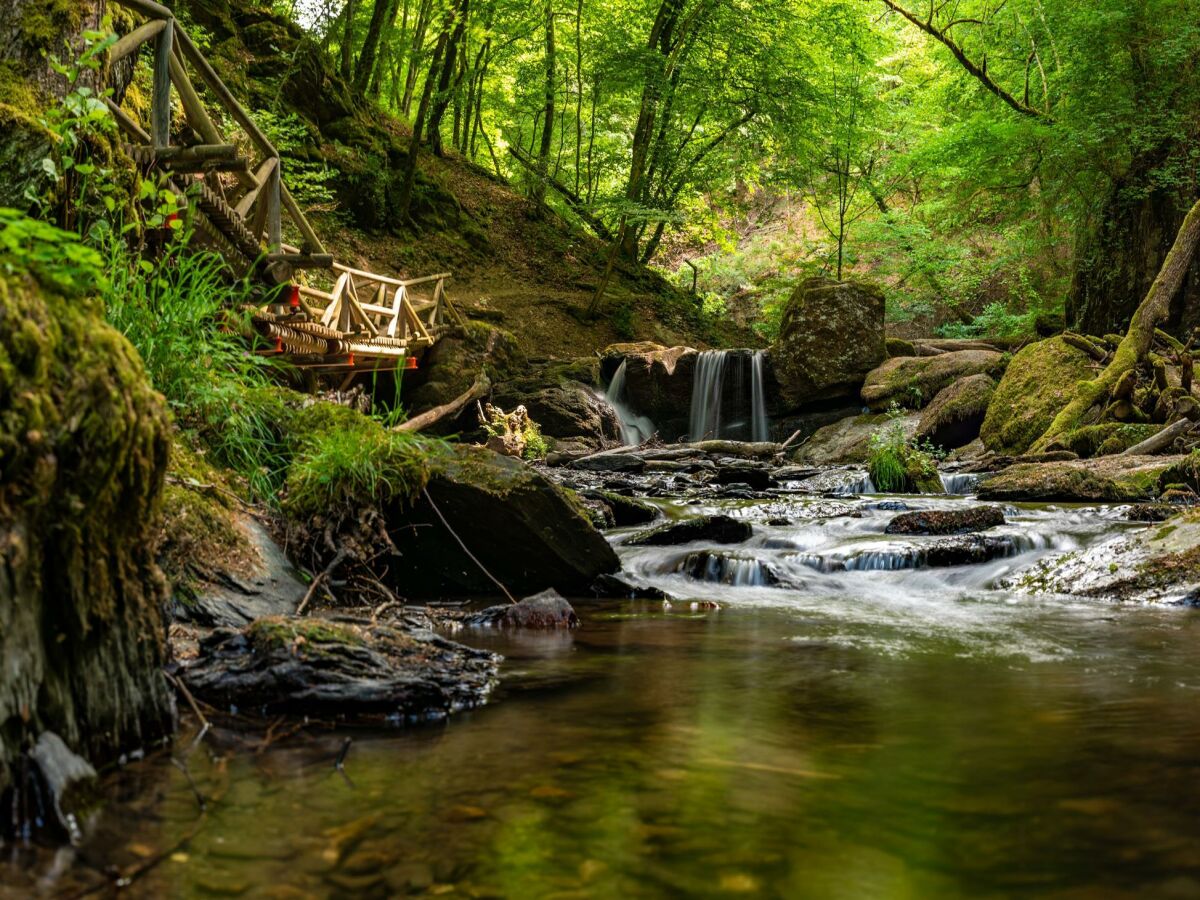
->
{"left": 1034, "top": 197, "right": 1200, "bottom": 450}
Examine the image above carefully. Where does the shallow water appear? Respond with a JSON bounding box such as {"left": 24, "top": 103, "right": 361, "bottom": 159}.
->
{"left": 8, "top": 494, "right": 1200, "bottom": 898}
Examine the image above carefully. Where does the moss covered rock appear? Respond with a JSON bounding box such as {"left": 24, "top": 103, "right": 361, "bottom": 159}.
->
{"left": 885, "top": 337, "right": 917, "bottom": 358}
{"left": 979, "top": 337, "right": 1094, "bottom": 455}
{"left": 861, "top": 349, "right": 1005, "bottom": 411}
{"left": 0, "top": 273, "right": 174, "bottom": 798}
{"left": 1049, "top": 422, "right": 1163, "bottom": 458}
{"left": 977, "top": 454, "right": 1186, "bottom": 503}
{"left": 769, "top": 277, "right": 886, "bottom": 409}
{"left": 406, "top": 322, "right": 525, "bottom": 432}
{"left": 915, "top": 374, "right": 996, "bottom": 450}
{"left": 791, "top": 412, "right": 919, "bottom": 465}
{"left": 381, "top": 445, "right": 620, "bottom": 596}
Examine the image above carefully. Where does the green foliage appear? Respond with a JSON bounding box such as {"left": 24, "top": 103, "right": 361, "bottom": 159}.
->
{"left": 0, "top": 207, "right": 106, "bottom": 297}
{"left": 284, "top": 405, "right": 440, "bottom": 519}
{"left": 99, "top": 230, "right": 287, "bottom": 497}
{"left": 867, "top": 405, "right": 941, "bottom": 493}
{"left": 255, "top": 108, "right": 337, "bottom": 212}
{"left": 33, "top": 28, "right": 125, "bottom": 233}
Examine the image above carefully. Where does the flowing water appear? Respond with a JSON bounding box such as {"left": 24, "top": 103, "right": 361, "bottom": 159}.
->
{"left": 605, "top": 359, "right": 656, "bottom": 445}
{"left": 689, "top": 350, "right": 771, "bottom": 442}
{"left": 8, "top": 490, "right": 1200, "bottom": 898}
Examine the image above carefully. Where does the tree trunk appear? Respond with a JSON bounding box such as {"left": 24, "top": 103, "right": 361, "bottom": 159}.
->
{"left": 427, "top": 0, "right": 469, "bottom": 158}
{"left": 340, "top": 0, "right": 359, "bottom": 82}
{"left": 396, "top": 13, "right": 452, "bottom": 219}
{"left": 354, "top": 0, "right": 393, "bottom": 94}
{"left": 1072, "top": 160, "right": 1200, "bottom": 337}
{"left": 1036, "top": 195, "right": 1200, "bottom": 449}
{"left": 533, "top": 0, "right": 555, "bottom": 208}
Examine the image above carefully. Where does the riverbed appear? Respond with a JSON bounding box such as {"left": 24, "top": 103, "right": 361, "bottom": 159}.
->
{"left": 7, "top": 492, "right": 1200, "bottom": 898}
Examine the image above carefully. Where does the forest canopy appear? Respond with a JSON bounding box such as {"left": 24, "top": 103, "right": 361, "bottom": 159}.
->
{"left": 274, "top": 0, "right": 1199, "bottom": 339}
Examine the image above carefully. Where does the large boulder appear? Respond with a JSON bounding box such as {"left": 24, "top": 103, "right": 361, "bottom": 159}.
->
{"left": 977, "top": 454, "right": 1186, "bottom": 503}
{"left": 979, "top": 337, "right": 1094, "bottom": 455}
{"left": 406, "top": 323, "right": 525, "bottom": 433}
{"left": 915, "top": 374, "right": 996, "bottom": 450}
{"left": 791, "top": 412, "right": 919, "bottom": 465}
{"left": 0, "top": 272, "right": 174, "bottom": 809}
{"left": 601, "top": 342, "right": 697, "bottom": 439}
{"left": 861, "top": 350, "right": 1006, "bottom": 411}
{"left": 770, "top": 277, "right": 886, "bottom": 409}
{"left": 493, "top": 381, "right": 620, "bottom": 448}
{"left": 383, "top": 445, "right": 620, "bottom": 596}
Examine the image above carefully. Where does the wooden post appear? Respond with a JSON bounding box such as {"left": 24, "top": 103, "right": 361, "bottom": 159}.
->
{"left": 267, "top": 160, "right": 281, "bottom": 252}
{"left": 151, "top": 18, "right": 173, "bottom": 148}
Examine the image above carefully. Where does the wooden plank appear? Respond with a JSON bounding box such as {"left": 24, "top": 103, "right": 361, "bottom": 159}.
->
{"left": 105, "top": 97, "right": 151, "bottom": 143}
{"left": 234, "top": 156, "right": 277, "bottom": 218}
{"left": 387, "top": 285, "right": 406, "bottom": 338}
{"left": 151, "top": 19, "right": 173, "bottom": 148}
{"left": 321, "top": 272, "right": 350, "bottom": 328}
{"left": 173, "top": 25, "right": 277, "bottom": 158}
{"left": 110, "top": 18, "right": 166, "bottom": 63}
{"left": 266, "top": 161, "right": 281, "bottom": 252}
{"left": 112, "top": 0, "right": 173, "bottom": 20}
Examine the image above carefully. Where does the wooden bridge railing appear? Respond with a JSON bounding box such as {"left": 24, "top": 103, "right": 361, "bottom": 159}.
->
{"left": 104, "top": 0, "right": 466, "bottom": 369}
{"left": 107, "top": 0, "right": 329, "bottom": 281}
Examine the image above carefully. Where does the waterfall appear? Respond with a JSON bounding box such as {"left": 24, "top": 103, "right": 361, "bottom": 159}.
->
{"left": 751, "top": 350, "right": 770, "bottom": 442}
{"left": 689, "top": 351, "right": 727, "bottom": 441}
{"left": 689, "top": 350, "right": 771, "bottom": 442}
{"left": 605, "top": 359, "right": 655, "bottom": 445}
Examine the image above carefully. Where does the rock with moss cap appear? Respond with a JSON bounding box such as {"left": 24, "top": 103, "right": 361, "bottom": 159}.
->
{"left": 862, "top": 350, "right": 1006, "bottom": 412}
{"left": 979, "top": 337, "right": 1094, "bottom": 455}
{"left": 0, "top": 272, "right": 174, "bottom": 809}
{"left": 915, "top": 374, "right": 996, "bottom": 450}
{"left": 382, "top": 445, "right": 620, "bottom": 596}
{"left": 792, "top": 412, "right": 919, "bottom": 465}
{"left": 181, "top": 615, "right": 500, "bottom": 721}
{"left": 769, "top": 277, "right": 886, "bottom": 409}
{"left": 977, "top": 454, "right": 1187, "bottom": 503}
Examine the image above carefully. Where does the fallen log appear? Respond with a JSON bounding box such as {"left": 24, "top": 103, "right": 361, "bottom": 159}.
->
{"left": 395, "top": 373, "right": 491, "bottom": 433}
{"left": 1119, "top": 418, "right": 1195, "bottom": 457}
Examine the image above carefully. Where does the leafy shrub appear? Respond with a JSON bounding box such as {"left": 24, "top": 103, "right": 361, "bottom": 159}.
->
{"left": 867, "top": 406, "right": 941, "bottom": 493}
{"left": 0, "top": 207, "right": 106, "bottom": 297}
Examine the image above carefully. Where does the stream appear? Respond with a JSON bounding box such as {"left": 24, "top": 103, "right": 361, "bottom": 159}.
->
{"left": 7, "top": 487, "right": 1200, "bottom": 897}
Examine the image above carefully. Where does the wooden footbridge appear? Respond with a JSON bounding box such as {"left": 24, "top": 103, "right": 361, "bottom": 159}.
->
{"left": 106, "top": 0, "right": 462, "bottom": 370}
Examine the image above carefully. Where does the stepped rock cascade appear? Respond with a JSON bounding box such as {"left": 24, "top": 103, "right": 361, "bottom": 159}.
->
{"left": 606, "top": 359, "right": 656, "bottom": 445}
{"left": 689, "top": 350, "right": 772, "bottom": 442}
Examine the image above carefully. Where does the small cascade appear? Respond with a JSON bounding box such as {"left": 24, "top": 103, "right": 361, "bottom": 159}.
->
{"left": 689, "top": 350, "right": 771, "bottom": 442}
{"left": 675, "top": 552, "right": 779, "bottom": 587}
{"left": 940, "top": 473, "right": 982, "bottom": 495}
{"left": 605, "top": 359, "right": 655, "bottom": 445}
{"left": 832, "top": 474, "right": 878, "bottom": 495}
{"left": 751, "top": 351, "right": 770, "bottom": 442}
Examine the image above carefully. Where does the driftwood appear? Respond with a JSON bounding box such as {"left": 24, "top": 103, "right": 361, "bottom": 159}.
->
{"left": 394, "top": 373, "right": 491, "bottom": 433}
{"left": 1120, "top": 418, "right": 1196, "bottom": 456}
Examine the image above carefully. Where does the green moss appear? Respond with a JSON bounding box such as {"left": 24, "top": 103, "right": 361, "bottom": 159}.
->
{"left": 1055, "top": 423, "right": 1161, "bottom": 458}
{"left": 885, "top": 337, "right": 916, "bottom": 358}
{"left": 247, "top": 616, "right": 367, "bottom": 654}
{"left": 980, "top": 337, "right": 1095, "bottom": 455}
{"left": 282, "top": 401, "right": 443, "bottom": 520}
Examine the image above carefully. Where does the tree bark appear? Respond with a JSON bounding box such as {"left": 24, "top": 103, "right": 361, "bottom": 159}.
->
{"left": 354, "top": 0, "right": 393, "bottom": 94}
{"left": 533, "top": 0, "right": 556, "bottom": 208}
{"left": 340, "top": 0, "right": 359, "bottom": 82}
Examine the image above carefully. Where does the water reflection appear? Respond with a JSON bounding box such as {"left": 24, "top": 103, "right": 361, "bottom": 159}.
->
{"left": 9, "top": 598, "right": 1200, "bottom": 898}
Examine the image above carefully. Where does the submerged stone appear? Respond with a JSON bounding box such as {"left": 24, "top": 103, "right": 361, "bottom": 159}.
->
{"left": 885, "top": 507, "right": 1005, "bottom": 535}
{"left": 626, "top": 515, "right": 753, "bottom": 547}
{"left": 466, "top": 590, "right": 580, "bottom": 629}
